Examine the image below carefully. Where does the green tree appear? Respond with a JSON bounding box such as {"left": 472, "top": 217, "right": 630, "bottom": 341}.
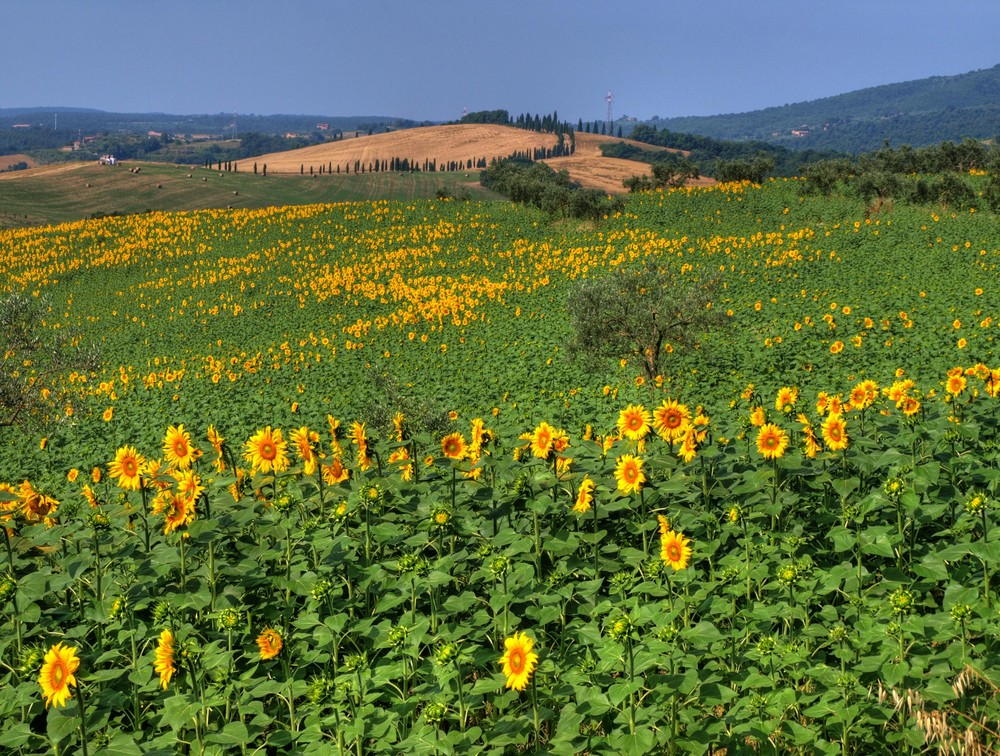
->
{"left": 0, "top": 293, "right": 100, "bottom": 430}
{"left": 567, "top": 262, "right": 724, "bottom": 382}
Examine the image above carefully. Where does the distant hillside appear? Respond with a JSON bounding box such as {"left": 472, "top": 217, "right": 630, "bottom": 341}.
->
{"left": 642, "top": 64, "right": 1000, "bottom": 153}
{"left": 244, "top": 125, "right": 677, "bottom": 193}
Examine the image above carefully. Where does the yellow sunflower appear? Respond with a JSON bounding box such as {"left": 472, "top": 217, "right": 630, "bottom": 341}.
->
{"left": 946, "top": 373, "right": 967, "bottom": 396}
{"left": 614, "top": 454, "right": 645, "bottom": 495}
{"left": 243, "top": 427, "right": 290, "bottom": 474}
{"left": 173, "top": 468, "right": 204, "bottom": 505}
{"left": 660, "top": 528, "right": 692, "bottom": 571}
{"left": 822, "top": 413, "right": 849, "bottom": 451}
{"left": 163, "top": 424, "right": 197, "bottom": 470}
{"left": 755, "top": 423, "right": 790, "bottom": 460}
{"left": 109, "top": 445, "right": 146, "bottom": 491}
{"left": 322, "top": 457, "right": 350, "bottom": 484}
{"left": 530, "top": 422, "right": 555, "bottom": 459}
{"left": 652, "top": 399, "right": 690, "bottom": 442}
{"left": 499, "top": 631, "right": 539, "bottom": 692}
{"left": 290, "top": 426, "right": 320, "bottom": 476}
{"left": 38, "top": 642, "right": 80, "bottom": 708}
{"left": 257, "top": 628, "right": 283, "bottom": 660}
{"left": 617, "top": 404, "right": 651, "bottom": 441}
{"left": 154, "top": 491, "right": 195, "bottom": 535}
{"left": 154, "top": 629, "right": 176, "bottom": 690}
{"left": 774, "top": 386, "right": 798, "bottom": 412}
{"left": 574, "top": 476, "right": 595, "bottom": 514}
{"left": 441, "top": 432, "right": 468, "bottom": 460}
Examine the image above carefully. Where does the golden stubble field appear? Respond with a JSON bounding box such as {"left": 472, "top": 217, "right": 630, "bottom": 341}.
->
{"left": 246, "top": 124, "right": 710, "bottom": 193}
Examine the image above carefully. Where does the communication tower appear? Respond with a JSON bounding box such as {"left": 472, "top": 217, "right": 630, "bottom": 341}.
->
{"left": 606, "top": 90, "right": 613, "bottom": 135}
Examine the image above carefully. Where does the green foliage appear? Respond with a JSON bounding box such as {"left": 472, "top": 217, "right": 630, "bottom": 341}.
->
{"left": 480, "top": 158, "right": 623, "bottom": 220}
{"left": 642, "top": 63, "right": 1000, "bottom": 153}
{"left": 714, "top": 155, "right": 776, "bottom": 184}
{"left": 0, "top": 293, "right": 99, "bottom": 430}
{"left": 567, "top": 261, "right": 724, "bottom": 381}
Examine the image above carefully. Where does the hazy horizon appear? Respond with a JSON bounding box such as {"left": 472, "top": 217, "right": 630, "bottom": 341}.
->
{"left": 4, "top": 1, "right": 998, "bottom": 124}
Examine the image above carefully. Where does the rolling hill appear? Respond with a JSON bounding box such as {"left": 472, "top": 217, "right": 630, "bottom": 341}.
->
{"left": 642, "top": 63, "right": 1000, "bottom": 153}
{"left": 244, "top": 124, "right": 698, "bottom": 193}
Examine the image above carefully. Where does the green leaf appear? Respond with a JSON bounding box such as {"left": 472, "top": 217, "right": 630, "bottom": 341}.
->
{"left": 159, "top": 693, "right": 201, "bottom": 731}
{"left": 205, "top": 720, "right": 250, "bottom": 746}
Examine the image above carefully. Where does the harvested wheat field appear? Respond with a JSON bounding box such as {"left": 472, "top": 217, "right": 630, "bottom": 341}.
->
{"left": 544, "top": 132, "right": 714, "bottom": 193}
{"left": 245, "top": 124, "right": 561, "bottom": 175}
{"left": 243, "top": 123, "right": 713, "bottom": 193}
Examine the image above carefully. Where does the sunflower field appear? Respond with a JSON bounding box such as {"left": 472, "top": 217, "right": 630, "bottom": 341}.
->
{"left": 3, "top": 178, "right": 1000, "bottom": 753}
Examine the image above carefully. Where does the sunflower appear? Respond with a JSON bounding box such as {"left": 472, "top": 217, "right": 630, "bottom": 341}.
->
{"left": 749, "top": 405, "right": 767, "bottom": 428}
{"left": 822, "top": 413, "right": 849, "bottom": 451}
{"left": 530, "top": 422, "right": 555, "bottom": 459}
{"left": 38, "top": 642, "right": 80, "bottom": 708}
{"left": 257, "top": 628, "right": 283, "bottom": 660}
{"left": 441, "top": 432, "right": 467, "bottom": 460}
{"left": 614, "top": 454, "right": 645, "bottom": 496}
{"left": 774, "top": 386, "right": 798, "bottom": 412}
{"left": 392, "top": 411, "right": 406, "bottom": 442}
{"left": 163, "top": 424, "right": 197, "bottom": 470}
{"left": 154, "top": 629, "right": 176, "bottom": 690}
{"left": 154, "top": 491, "right": 195, "bottom": 535}
{"left": 802, "top": 427, "right": 821, "bottom": 459}
{"left": 207, "top": 425, "right": 226, "bottom": 471}
{"left": 653, "top": 399, "right": 690, "bottom": 442}
{"left": 173, "top": 468, "right": 204, "bottom": 506}
{"left": 987, "top": 369, "right": 1000, "bottom": 398}
{"left": 388, "top": 448, "right": 413, "bottom": 481}
{"left": 755, "top": 423, "right": 789, "bottom": 460}
{"left": 109, "top": 445, "right": 146, "bottom": 491}
{"left": 499, "top": 631, "right": 539, "bottom": 692}
{"left": 900, "top": 396, "right": 921, "bottom": 417}
{"left": 19, "top": 480, "right": 58, "bottom": 523}
{"left": 660, "top": 528, "right": 692, "bottom": 571}
{"left": 290, "top": 426, "right": 320, "bottom": 476}
{"left": 617, "top": 404, "right": 651, "bottom": 441}
{"left": 574, "top": 476, "right": 595, "bottom": 514}
{"left": 946, "top": 373, "right": 967, "bottom": 396}
{"left": 243, "top": 427, "right": 290, "bottom": 474}
{"left": 657, "top": 514, "right": 670, "bottom": 535}
{"left": 102, "top": 406, "right": 114, "bottom": 422}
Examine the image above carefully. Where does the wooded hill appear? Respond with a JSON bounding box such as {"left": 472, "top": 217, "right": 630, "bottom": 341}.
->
{"left": 641, "top": 64, "right": 1000, "bottom": 153}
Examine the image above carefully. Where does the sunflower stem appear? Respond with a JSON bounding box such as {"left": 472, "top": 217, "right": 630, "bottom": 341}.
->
{"left": 454, "top": 657, "right": 467, "bottom": 732}
{"left": 1, "top": 524, "right": 13, "bottom": 574}
{"left": 530, "top": 673, "right": 541, "bottom": 749}
{"left": 139, "top": 483, "right": 150, "bottom": 553}
{"left": 77, "top": 680, "right": 90, "bottom": 756}
{"left": 639, "top": 487, "right": 648, "bottom": 556}
{"left": 592, "top": 494, "right": 600, "bottom": 577}
{"left": 179, "top": 532, "right": 187, "bottom": 591}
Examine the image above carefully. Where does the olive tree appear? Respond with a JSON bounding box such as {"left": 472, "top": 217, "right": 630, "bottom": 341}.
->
{"left": 567, "top": 261, "right": 724, "bottom": 383}
{"left": 0, "top": 293, "right": 100, "bottom": 430}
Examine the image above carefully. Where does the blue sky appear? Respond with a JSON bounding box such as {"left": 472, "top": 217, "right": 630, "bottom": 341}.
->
{"left": 5, "top": 1, "right": 998, "bottom": 122}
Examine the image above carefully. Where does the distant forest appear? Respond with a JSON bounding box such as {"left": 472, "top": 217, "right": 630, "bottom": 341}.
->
{"left": 640, "top": 64, "right": 1000, "bottom": 154}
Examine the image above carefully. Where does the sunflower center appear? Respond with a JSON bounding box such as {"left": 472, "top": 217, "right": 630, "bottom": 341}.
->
{"left": 124, "top": 459, "right": 137, "bottom": 476}
{"left": 261, "top": 442, "right": 276, "bottom": 460}
{"left": 509, "top": 649, "right": 524, "bottom": 673}
{"left": 52, "top": 664, "right": 64, "bottom": 685}
{"left": 667, "top": 544, "right": 681, "bottom": 561}
{"left": 624, "top": 466, "right": 637, "bottom": 483}
{"left": 174, "top": 441, "right": 187, "bottom": 456}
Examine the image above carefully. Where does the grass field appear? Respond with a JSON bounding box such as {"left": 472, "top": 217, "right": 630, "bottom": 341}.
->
{"left": 0, "top": 162, "right": 495, "bottom": 228}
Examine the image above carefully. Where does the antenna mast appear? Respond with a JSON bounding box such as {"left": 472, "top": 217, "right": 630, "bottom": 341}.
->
{"left": 606, "top": 90, "right": 613, "bottom": 135}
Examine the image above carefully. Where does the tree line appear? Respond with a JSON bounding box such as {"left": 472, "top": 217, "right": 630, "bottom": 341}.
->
{"left": 800, "top": 138, "right": 1000, "bottom": 211}
{"left": 479, "top": 157, "right": 623, "bottom": 221}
